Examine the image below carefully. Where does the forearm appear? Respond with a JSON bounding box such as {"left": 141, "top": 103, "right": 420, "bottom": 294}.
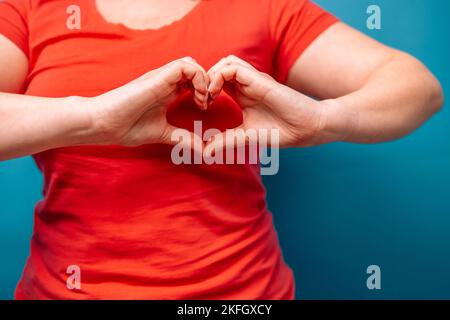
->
{"left": 0, "top": 93, "right": 94, "bottom": 161}
{"left": 316, "top": 52, "right": 444, "bottom": 144}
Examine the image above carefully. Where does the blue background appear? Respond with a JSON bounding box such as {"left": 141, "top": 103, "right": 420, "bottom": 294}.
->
{"left": 0, "top": 0, "right": 449, "bottom": 300}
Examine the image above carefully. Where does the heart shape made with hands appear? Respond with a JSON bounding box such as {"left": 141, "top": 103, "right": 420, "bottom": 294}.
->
{"left": 163, "top": 56, "right": 286, "bottom": 157}
{"left": 166, "top": 55, "right": 262, "bottom": 136}
{"left": 166, "top": 90, "right": 243, "bottom": 134}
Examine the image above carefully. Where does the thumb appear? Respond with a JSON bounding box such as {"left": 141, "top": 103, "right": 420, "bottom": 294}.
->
{"left": 203, "top": 125, "right": 254, "bottom": 161}
{"left": 162, "top": 124, "right": 205, "bottom": 159}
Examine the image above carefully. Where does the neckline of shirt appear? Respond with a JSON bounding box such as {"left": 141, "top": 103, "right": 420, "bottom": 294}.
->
{"left": 89, "top": 0, "right": 207, "bottom": 36}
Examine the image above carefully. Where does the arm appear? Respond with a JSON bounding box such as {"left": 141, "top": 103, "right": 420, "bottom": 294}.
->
{"left": 206, "top": 23, "right": 444, "bottom": 149}
{"left": 0, "top": 35, "right": 208, "bottom": 161}
{"left": 0, "top": 35, "right": 90, "bottom": 160}
{"left": 286, "top": 23, "right": 444, "bottom": 144}
{"left": 0, "top": 93, "right": 96, "bottom": 160}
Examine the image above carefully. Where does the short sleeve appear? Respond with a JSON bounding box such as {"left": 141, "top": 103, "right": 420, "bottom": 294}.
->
{"left": 269, "top": 0, "right": 339, "bottom": 83}
{"left": 0, "top": 0, "right": 30, "bottom": 56}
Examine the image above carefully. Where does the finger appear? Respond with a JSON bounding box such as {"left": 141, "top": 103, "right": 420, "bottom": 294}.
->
{"left": 165, "top": 58, "right": 209, "bottom": 109}
{"left": 193, "top": 94, "right": 205, "bottom": 107}
{"left": 208, "top": 55, "right": 256, "bottom": 82}
{"left": 207, "top": 68, "right": 227, "bottom": 100}
{"left": 208, "top": 64, "right": 257, "bottom": 99}
{"left": 203, "top": 125, "right": 251, "bottom": 161}
{"left": 225, "top": 55, "right": 257, "bottom": 70}
{"left": 207, "top": 57, "right": 230, "bottom": 82}
{"left": 179, "top": 81, "right": 207, "bottom": 105}
{"left": 207, "top": 56, "right": 254, "bottom": 94}
{"left": 179, "top": 57, "right": 210, "bottom": 109}
{"left": 161, "top": 124, "right": 205, "bottom": 156}
{"left": 180, "top": 57, "right": 210, "bottom": 87}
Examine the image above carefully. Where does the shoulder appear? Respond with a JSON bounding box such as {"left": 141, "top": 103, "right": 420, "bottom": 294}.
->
{"left": 1, "top": 0, "right": 82, "bottom": 13}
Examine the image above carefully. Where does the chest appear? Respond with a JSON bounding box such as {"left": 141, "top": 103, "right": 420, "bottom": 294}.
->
{"left": 25, "top": 0, "right": 274, "bottom": 97}
{"left": 95, "top": 0, "right": 200, "bottom": 30}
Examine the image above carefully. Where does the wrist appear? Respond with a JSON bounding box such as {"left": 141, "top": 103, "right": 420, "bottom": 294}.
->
{"left": 314, "top": 99, "right": 360, "bottom": 145}
{"left": 60, "top": 96, "right": 100, "bottom": 146}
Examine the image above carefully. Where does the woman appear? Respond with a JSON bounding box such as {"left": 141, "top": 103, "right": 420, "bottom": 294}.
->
{"left": 0, "top": 0, "right": 443, "bottom": 299}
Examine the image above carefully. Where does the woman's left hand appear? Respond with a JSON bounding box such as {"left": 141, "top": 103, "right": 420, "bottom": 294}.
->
{"left": 205, "top": 55, "right": 324, "bottom": 153}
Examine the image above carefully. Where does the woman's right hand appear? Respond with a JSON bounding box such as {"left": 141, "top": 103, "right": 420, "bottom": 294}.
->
{"left": 88, "top": 57, "right": 209, "bottom": 149}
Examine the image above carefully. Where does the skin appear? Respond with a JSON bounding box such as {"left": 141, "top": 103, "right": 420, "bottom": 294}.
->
{"left": 0, "top": 0, "right": 444, "bottom": 161}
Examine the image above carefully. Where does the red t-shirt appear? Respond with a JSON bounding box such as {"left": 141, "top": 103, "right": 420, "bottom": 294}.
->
{"left": 0, "top": 0, "right": 338, "bottom": 299}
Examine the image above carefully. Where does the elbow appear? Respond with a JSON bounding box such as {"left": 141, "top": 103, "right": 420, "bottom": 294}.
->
{"left": 400, "top": 52, "right": 444, "bottom": 117}
{"left": 422, "top": 67, "right": 444, "bottom": 116}
{"left": 432, "top": 80, "right": 444, "bottom": 115}
{"left": 427, "top": 75, "right": 444, "bottom": 116}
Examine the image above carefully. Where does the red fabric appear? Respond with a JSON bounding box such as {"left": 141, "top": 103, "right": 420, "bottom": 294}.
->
{"left": 0, "top": 0, "right": 338, "bottom": 299}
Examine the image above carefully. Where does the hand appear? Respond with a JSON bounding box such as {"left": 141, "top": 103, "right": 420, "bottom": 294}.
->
{"left": 88, "top": 57, "right": 209, "bottom": 150}
{"left": 205, "top": 55, "right": 324, "bottom": 154}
